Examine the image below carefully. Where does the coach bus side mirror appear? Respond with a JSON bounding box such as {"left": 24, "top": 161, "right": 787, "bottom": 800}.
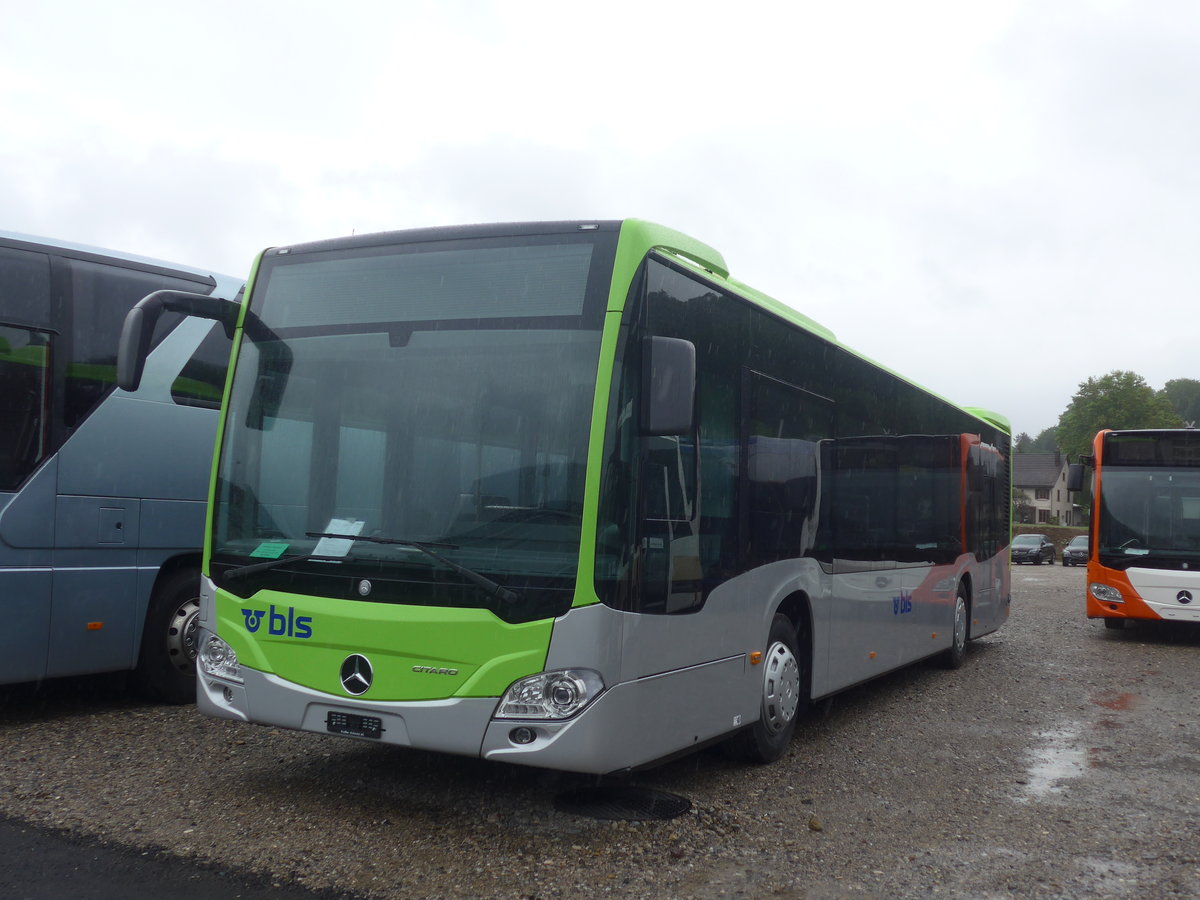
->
{"left": 1066, "top": 463, "right": 1085, "bottom": 493}
{"left": 118, "top": 290, "right": 241, "bottom": 392}
{"left": 640, "top": 336, "right": 696, "bottom": 436}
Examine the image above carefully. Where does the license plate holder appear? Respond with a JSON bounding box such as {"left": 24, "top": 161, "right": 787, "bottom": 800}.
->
{"left": 326, "top": 711, "right": 384, "bottom": 739}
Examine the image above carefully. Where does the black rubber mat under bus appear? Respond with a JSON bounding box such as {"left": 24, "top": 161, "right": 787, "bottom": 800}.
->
{"left": 553, "top": 786, "right": 692, "bottom": 820}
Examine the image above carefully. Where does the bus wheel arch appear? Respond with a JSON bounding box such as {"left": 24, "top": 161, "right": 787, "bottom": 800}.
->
{"left": 938, "top": 578, "right": 971, "bottom": 670}
{"left": 726, "top": 593, "right": 811, "bottom": 764}
{"left": 135, "top": 558, "right": 202, "bottom": 704}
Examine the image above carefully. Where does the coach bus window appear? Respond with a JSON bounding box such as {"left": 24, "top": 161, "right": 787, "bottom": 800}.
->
{"left": 171, "top": 322, "right": 233, "bottom": 409}
{"left": 0, "top": 246, "right": 53, "bottom": 328}
{"left": 0, "top": 325, "right": 51, "bottom": 490}
{"left": 64, "top": 260, "right": 197, "bottom": 427}
{"left": 0, "top": 247, "right": 53, "bottom": 490}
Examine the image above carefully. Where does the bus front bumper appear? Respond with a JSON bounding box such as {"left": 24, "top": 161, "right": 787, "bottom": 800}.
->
{"left": 197, "top": 651, "right": 748, "bottom": 774}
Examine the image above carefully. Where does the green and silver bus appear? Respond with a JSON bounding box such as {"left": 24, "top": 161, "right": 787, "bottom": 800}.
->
{"left": 119, "top": 220, "right": 1011, "bottom": 772}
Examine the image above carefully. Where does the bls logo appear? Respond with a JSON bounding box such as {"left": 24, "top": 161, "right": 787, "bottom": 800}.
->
{"left": 892, "top": 591, "right": 913, "bottom": 615}
{"left": 241, "top": 605, "right": 313, "bottom": 639}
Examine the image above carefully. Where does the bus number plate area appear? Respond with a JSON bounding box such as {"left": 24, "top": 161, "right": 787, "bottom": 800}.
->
{"left": 326, "top": 711, "right": 384, "bottom": 739}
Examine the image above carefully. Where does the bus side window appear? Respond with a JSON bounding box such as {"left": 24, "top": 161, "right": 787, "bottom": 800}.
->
{"left": 171, "top": 322, "right": 233, "bottom": 409}
{"left": 0, "top": 247, "right": 54, "bottom": 490}
{"left": 0, "top": 325, "right": 51, "bottom": 490}
{"left": 63, "top": 259, "right": 194, "bottom": 427}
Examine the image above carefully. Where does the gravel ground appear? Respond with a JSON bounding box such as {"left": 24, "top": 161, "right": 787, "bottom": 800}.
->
{"left": 2, "top": 563, "right": 1199, "bottom": 899}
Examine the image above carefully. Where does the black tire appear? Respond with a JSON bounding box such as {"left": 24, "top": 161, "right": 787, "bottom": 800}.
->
{"left": 938, "top": 584, "right": 969, "bottom": 669}
{"left": 135, "top": 569, "right": 201, "bottom": 704}
{"left": 1103, "top": 618, "right": 1127, "bottom": 631}
{"left": 725, "top": 614, "right": 803, "bottom": 764}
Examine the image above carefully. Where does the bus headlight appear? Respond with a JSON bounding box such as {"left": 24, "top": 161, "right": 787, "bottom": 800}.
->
{"left": 495, "top": 669, "right": 604, "bottom": 720}
{"left": 1089, "top": 583, "right": 1124, "bottom": 604}
{"left": 199, "top": 633, "right": 243, "bottom": 683}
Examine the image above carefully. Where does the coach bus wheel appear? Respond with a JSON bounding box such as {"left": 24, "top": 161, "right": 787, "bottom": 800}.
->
{"left": 938, "top": 585, "right": 969, "bottom": 670}
{"left": 725, "top": 614, "right": 802, "bottom": 764}
{"left": 135, "top": 569, "right": 201, "bottom": 704}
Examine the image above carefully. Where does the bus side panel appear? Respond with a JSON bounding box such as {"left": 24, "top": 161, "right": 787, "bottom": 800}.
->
{"left": 825, "top": 563, "right": 950, "bottom": 691}
{"left": 46, "top": 566, "right": 138, "bottom": 677}
{"left": 0, "top": 461, "right": 59, "bottom": 684}
{"left": 0, "top": 567, "right": 51, "bottom": 682}
{"left": 608, "top": 560, "right": 829, "bottom": 732}
{"left": 57, "top": 398, "right": 219, "bottom": 502}
{"left": 45, "top": 495, "right": 143, "bottom": 677}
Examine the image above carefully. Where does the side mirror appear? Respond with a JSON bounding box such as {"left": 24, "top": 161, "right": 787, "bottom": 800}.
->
{"left": 640, "top": 336, "right": 695, "bottom": 436}
{"left": 1066, "top": 463, "right": 1085, "bottom": 493}
{"left": 118, "top": 290, "right": 241, "bottom": 392}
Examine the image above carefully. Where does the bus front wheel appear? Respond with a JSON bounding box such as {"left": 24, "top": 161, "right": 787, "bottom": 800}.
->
{"left": 726, "top": 614, "right": 802, "bottom": 764}
{"left": 135, "top": 569, "right": 201, "bottom": 704}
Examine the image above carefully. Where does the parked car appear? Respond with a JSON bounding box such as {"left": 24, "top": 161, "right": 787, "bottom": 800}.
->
{"left": 1012, "top": 533, "right": 1056, "bottom": 565}
{"left": 1062, "top": 534, "right": 1088, "bottom": 566}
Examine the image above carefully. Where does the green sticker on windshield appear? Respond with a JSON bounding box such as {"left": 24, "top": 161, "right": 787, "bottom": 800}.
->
{"left": 250, "top": 541, "right": 289, "bottom": 559}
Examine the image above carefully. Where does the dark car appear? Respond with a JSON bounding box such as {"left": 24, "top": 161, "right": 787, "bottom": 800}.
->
{"left": 1062, "top": 534, "right": 1088, "bottom": 566}
{"left": 1012, "top": 533, "right": 1056, "bottom": 565}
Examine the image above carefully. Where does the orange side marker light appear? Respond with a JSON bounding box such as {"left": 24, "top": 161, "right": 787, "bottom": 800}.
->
{"left": 750, "top": 651, "right": 763, "bottom": 665}
{"left": 86, "top": 622, "right": 104, "bottom": 631}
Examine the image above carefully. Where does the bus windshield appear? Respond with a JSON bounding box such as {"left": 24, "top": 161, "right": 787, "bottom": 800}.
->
{"left": 210, "top": 234, "right": 614, "bottom": 622}
{"left": 1097, "top": 467, "right": 1200, "bottom": 567}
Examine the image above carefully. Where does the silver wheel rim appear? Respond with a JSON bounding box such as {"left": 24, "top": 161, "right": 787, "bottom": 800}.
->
{"left": 167, "top": 598, "right": 200, "bottom": 675}
{"left": 953, "top": 594, "right": 967, "bottom": 652}
{"left": 762, "top": 640, "right": 800, "bottom": 734}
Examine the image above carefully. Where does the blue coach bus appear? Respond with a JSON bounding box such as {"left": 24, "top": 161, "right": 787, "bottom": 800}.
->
{"left": 0, "top": 231, "right": 241, "bottom": 701}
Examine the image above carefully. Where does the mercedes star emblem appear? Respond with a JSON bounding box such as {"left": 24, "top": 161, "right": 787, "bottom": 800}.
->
{"left": 340, "top": 654, "right": 373, "bottom": 695}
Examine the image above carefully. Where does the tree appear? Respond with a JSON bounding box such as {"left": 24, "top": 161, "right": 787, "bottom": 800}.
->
{"left": 1012, "top": 487, "right": 1035, "bottom": 524}
{"left": 1013, "top": 432, "right": 1032, "bottom": 453}
{"left": 1030, "top": 426, "right": 1058, "bottom": 452}
{"left": 1158, "top": 378, "right": 1200, "bottom": 426}
{"left": 1057, "top": 370, "right": 1183, "bottom": 461}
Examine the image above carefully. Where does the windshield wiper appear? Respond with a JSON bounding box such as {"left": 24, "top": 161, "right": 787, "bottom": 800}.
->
{"left": 223, "top": 552, "right": 353, "bottom": 581}
{"left": 306, "top": 531, "right": 521, "bottom": 606}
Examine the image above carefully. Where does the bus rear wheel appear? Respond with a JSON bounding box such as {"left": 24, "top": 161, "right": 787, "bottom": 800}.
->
{"left": 135, "top": 569, "right": 201, "bottom": 704}
{"left": 725, "top": 614, "right": 802, "bottom": 764}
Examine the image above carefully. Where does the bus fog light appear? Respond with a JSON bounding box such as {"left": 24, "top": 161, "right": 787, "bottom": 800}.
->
{"left": 495, "top": 669, "right": 604, "bottom": 720}
{"left": 199, "top": 633, "right": 243, "bottom": 683}
{"left": 509, "top": 726, "right": 537, "bottom": 744}
{"left": 1090, "top": 583, "right": 1124, "bottom": 604}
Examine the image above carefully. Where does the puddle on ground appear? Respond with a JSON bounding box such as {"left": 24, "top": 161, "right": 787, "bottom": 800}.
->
{"left": 1018, "top": 723, "right": 1086, "bottom": 800}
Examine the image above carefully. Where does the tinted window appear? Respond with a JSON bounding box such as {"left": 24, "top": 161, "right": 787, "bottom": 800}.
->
{"left": 64, "top": 260, "right": 199, "bottom": 427}
{"left": 0, "top": 247, "right": 52, "bottom": 328}
{"left": 745, "top": 372, "right": 832, "bottom": 567}
{"left": 0, "top": 325, "right": 51, "bottom": 490}
{"left": 171, "top": 322, "right": 233, "bottom": 409}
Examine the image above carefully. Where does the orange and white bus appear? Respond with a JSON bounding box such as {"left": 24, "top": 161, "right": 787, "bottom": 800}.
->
{"left": 1068, "top": 429, "right": 1200, "bottom": 629}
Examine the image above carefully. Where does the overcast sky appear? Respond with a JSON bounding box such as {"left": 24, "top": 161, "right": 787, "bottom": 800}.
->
{"left": 3, "top": 0, "right": 1197, "bottom": 438}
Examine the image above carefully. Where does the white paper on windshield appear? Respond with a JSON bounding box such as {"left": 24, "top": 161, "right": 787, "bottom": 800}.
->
{"left": 314, "top": 518, "right": 364, "bottom": 558}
